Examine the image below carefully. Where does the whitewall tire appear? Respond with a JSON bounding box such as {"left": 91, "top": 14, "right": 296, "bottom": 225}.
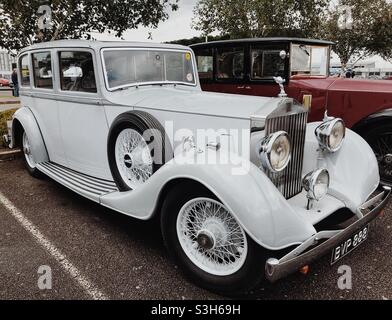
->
{"left": 161, "top": 181, "right": 269, "bottom": 295}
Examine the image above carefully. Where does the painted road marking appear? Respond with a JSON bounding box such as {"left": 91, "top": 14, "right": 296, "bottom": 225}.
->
{"left": 0, "top": 191, "right": 109, "bottom": 300}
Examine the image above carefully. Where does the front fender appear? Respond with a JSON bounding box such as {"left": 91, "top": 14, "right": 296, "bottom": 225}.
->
{"left": 100, "top": 149, "right": 316, "bottom": 250}
{"left": 11, "top": 107, "right": 49, "bottom": 163}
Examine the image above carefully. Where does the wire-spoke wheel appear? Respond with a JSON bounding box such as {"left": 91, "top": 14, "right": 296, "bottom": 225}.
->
{"left": 115, "top": 128, "right": 153, "bottom": 190}
{"left": 161, "top": 182, "right": 268, "bottom": 295}
{"left": 108, "top": 111, "right": 172, "bottom": 191}
{"left": 176, "top": 198, "right": 248, "bottom": 276}
{"left": 363, "top": 123, "right": 392, "bottom": 186}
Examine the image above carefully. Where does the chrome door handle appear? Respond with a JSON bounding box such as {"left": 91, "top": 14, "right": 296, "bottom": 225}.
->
{"left": 237, "top": 85, "right": 245, "bottom": 89}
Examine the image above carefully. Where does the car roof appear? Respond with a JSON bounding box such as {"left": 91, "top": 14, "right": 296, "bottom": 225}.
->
{"left": 190, "top": 37, "right": 334, "bottom": 48}
{"left": 19, "top": 39, "right": 189, "bottom": 54}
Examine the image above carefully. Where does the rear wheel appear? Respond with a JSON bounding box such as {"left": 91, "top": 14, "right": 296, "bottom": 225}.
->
{"left": 161, "top": 183, "right": 268, "bottom": 295}
{"left": 21, "top": 130, "right": 44, "bottom": 178}
{"left": 362, "top": 123, "right": 392, "bottom": 186}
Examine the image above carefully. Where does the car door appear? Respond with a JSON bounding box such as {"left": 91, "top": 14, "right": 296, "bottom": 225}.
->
{"left": 212, "top": 44, "right": 247, "bottom": 94}
{"left": 55, "top": 49, "right": 112, "bottom": 180}
{"left": 30, "top": 50, "right": 67, "bottom": 166}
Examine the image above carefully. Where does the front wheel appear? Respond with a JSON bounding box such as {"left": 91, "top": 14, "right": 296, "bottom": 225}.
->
{"left": 362, "top": 123, "right": 392, "bottom": 186}
{"left": 161, "top": 183, "right": 268, "bottom": 295}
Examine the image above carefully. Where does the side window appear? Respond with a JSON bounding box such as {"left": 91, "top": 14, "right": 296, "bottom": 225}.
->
{"left": 216, "top": 47, "right": 244, "bottom": 80}
{"left": 59, "top": 51, "right": 97, "bottom": 93}
{"left": 195, "top": 48, "right": 213, "bottom": 80}
{"left": 251, "top": 49, "right": 286, "bottom": 79}
{"left": 19, "top": 54, "right": 30, "bottom": 87}
{"left": 32, "top": 52, "right": 53, "bottom": 89}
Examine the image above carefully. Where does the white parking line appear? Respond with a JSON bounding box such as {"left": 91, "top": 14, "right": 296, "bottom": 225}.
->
{"left": 0, "top": 191, "right": 109, "bottom": 300}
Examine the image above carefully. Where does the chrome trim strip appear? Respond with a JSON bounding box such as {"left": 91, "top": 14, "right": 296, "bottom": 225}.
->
{"left": 20, "top": 91, "right": 103, "bottom": 105}
{"left": 41, "top": 163, "right": 109, "bottom": 194}
{"left": 42, "top": 163, "right": 117, "bottom": 192}
{"left": 38, "top": 162, "right": 117, "bottom": 195}
{"left": 43, "top": 162, "right": 117, "bottom": 188}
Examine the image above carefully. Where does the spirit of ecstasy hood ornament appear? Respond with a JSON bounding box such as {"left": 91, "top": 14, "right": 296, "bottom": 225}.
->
{"left": 273, "top": 76, "right": 287, "bottom": 98}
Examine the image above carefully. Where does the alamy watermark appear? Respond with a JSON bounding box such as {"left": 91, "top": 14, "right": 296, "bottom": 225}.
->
{"left": 337, "top": 265, "right": 352, "bottom": 290}
{"left": 37, "top": 265, "right": 52, "bottom": 290}
{"left": 37, "top": 4, "right": 52, "bottom": 31}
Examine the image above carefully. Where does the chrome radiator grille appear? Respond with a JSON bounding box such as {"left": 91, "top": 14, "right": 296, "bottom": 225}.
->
{"left": 265, "top": 101, "right": 308, "bottom": 199}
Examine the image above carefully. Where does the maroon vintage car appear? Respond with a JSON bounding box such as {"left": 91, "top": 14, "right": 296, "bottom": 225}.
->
{"left": 191, "top": 38, "right": 392, "bottom": 185}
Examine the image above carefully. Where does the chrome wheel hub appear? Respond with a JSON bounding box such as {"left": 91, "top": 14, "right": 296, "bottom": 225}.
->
{"left": 197, "top": 229, "right": 216, "bottom": 250}
{"left": 115, "top": 129, "right": 153, "bottom": 190}
{"left": 176, "top": 198, "right": 248, "bottom": 276}
{"left": 123, "top": 153, "right": 133, "bottom": 168}
{"left": 22, "top": 132, "right": 36, "bottom": 169}
{"left": 384, "top": 154, "right": 392, "bottom": 165}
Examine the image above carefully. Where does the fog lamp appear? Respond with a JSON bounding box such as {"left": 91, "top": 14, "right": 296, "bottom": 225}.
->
{"left": 302, "top": 169, "right": 330, "bottom": 209}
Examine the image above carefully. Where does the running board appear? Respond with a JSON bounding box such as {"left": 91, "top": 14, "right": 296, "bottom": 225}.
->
{"left": 36, "top": 162, "right": 118, "bottom": 203}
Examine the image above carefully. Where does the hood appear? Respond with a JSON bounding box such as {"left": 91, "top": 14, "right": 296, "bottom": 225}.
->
{"left": 291, "top": 77, "right": 392, "bottom": 94}
{"left": 104, "top": 86, "right": 280, "bottom": 120}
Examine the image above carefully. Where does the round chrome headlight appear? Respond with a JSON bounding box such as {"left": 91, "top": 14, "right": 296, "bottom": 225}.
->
{"left": 315, "top": 118, "right": 346, "bottom": 152}
{"left": 258, "top": 131, "right": 291, "bottom": 173}
{"left": 302, "top": 168, "right": 330, "bottom": 201}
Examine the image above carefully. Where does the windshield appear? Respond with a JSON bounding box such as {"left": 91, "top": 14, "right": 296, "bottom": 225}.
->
{"left": 291, "top": 44, "right": 329, "bottom": 77}
{"left": 103, "top": 49, "right": 196, "bottom": 90}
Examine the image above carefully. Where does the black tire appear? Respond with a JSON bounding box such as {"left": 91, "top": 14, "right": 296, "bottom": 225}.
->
{"left": 361, "top": 122, "right": 392, "bottom": 186}
{"left": 161, "top": 182, "right": 268, "bottom": 296}
{"left": 20, "top": 129, "right": 44, "bottom": 179}
{"left": 107, "top": 111, "right": 173, "bottom": 191}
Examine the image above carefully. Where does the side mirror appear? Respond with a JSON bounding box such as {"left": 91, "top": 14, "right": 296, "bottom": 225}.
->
{"left": 279, "top": 50, "right": 289, "bottom": 60}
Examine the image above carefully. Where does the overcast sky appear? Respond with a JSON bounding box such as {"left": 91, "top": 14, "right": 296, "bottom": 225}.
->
{"left": 90, "top": 0, "right": 200, "bottom": 43}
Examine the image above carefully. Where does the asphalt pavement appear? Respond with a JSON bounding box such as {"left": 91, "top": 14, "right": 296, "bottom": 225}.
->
{"left": 0, "top": 158, "right": 391, "bottom": 300}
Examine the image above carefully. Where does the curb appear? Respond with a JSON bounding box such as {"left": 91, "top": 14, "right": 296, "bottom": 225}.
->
{"left": 0, "top": 101, "right": 20, "bottom": 105}
{"left": 0, "top": 149, "right": 22, "bottom": 161}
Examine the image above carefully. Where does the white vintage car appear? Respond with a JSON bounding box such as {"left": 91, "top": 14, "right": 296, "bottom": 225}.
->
{"left": 9, "top": 40, "right": 390, "bottom": 295}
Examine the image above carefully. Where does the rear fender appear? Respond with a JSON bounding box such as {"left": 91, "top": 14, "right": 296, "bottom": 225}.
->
{"left": 11, "top": 107, "right": 49, "bottom": 163}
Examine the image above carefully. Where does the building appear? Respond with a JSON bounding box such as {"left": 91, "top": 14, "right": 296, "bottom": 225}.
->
{"left": 331, "top": 53, "right": 392, "bottom": 79}
{"left": 0, "top": 49, "right": 17, "bottom": 80}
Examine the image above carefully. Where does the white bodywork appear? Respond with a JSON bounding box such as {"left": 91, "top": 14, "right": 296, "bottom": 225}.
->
{"left": 12, "top": 40, "right": 380, "bottom": 251}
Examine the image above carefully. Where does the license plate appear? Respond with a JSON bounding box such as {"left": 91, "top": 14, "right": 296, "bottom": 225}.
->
{"left": 331, "top": 225, "right": 369, "bottom": 265}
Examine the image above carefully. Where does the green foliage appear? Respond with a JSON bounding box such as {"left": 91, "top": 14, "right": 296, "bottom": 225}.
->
{"left": 0, "top": 108, "right": 17, "bottom": 146}
{"left": 321, "top": 0, "right": 392, "bottom": 66}
{"left": 192, "top": 0, "right": 329, "bottom": 39}
{"left": 0, "top": 0, "right": 179, "bottom": 51}
{"left": 192, "top": 0, "right": 392, "bottom": 66}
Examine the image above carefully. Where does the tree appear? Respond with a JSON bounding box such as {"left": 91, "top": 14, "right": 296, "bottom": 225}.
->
{"left": 192, "top": 0, "right": 329, "bottom": 39}
{"left": 321, "top": 0, "right": 392, "bottom": 68}
{"left": 0, "top": 0, "right": 179, "bottom": 52}
{"left": 167, "top": 34, "right": 230, "bottom": 46}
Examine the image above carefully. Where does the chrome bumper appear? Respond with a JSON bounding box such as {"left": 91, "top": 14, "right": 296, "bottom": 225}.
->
{"left": 265, "top": 185, "right": 391, "bottom": 283}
